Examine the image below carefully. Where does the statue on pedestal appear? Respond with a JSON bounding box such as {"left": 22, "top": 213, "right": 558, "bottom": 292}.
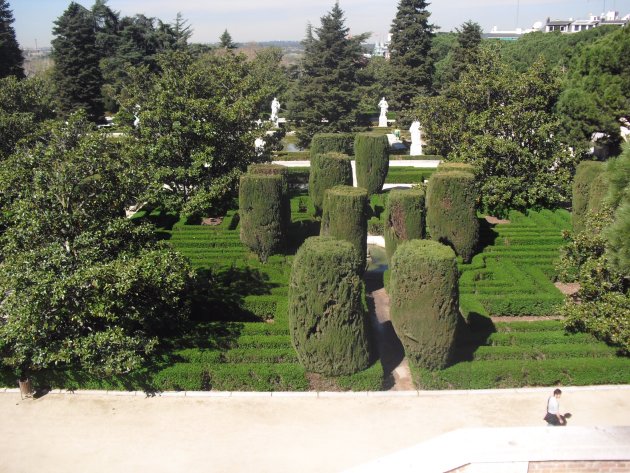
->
{"left": 270, "top": 97, "right": 280, "bottom": 124}
{"left": 409, "top": 120, "right": 423, "bottom": 156}
{"left": 378, "top": 97, "right": 388, "bottom": 127}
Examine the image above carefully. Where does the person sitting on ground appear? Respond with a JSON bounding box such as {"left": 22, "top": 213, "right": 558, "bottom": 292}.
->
{"left": 545, "top": 388, "right": 567, "bottom": 426}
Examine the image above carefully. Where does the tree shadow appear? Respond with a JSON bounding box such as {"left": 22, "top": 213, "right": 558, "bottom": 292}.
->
{"left": 285, "top": 219, "right": 321, "bottom": 254}
{"left": 476, "top": 217, "right": 499, "bottom": 254}
{"left": 450, "top": 312, "right": 496, "bottom": 364}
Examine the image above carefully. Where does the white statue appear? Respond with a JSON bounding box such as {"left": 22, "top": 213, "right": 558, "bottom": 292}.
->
{"left": 270, "top": 97, "right": 280, "bottom": 123}
{"left": 378, "top": 97, "right": 388, "bottom": 127}
{"left": 409, "top": 120, "right": 423, "bottom": 156}
{"left": 133, "top": 104, "right": 141, "bottom": 128}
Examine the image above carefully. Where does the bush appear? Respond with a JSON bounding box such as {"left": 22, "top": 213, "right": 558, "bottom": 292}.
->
{"left": 354, "top": 133, "right": 389, "bottom": 195}
{"left": 320, "top": 185, "right": 368, "bottom": 272}
{"left": 310, "top": 133, "right": 355, "bottom": 156}
{"left": 426, "top": 171, "right": 479, "bottom": 263}
{"left": 238, "top": 173, "right": 285, "bottom": 262}
{"left": 288, "top": 237, "right": 372, "bottom": 376}
{"left": 384, "top": 187, "right": 426, "bottom": 262}
{"left": 587, "top": 172, "right": 610, "bottom": 215}
{"left": 247, "top": 163, "right": 291, "bottom": 227}
{"left": 389, "top": 240, "right": 459, "bottom": 370}
{"left": 572, "top": 160, "right": 606, "bottom": 233}
{"left": 437, "top": 162, "right": 475, "bottom": 173}
{"left": 308, "top": 152, "right": 353, "bottom": 215}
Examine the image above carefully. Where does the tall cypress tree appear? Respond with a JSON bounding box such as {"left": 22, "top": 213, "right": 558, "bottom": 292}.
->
{"left": 52, "top": 2, "right": 104, "bottom": 121}
{"left": 0, "top": 0, "right": 24, "bottom": 79}
{"left": 288, "top": 2, "right": 368, "bottom": 148}
{"left": 388, "top": 0, "right": 435, "bottom": 109}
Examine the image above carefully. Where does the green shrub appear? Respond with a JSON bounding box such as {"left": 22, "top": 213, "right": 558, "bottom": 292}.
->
{"left": 354, "top": 133, "right": 389, "bottom": 195}
{"left": 238, "top": 174, "right": 285, "bottom": 262}
{"left": 320, "top": 186, "right": 368, "bottom": 271}
{"left": 247, "top": 163, "right": 291, "bottom": 229}
{"left": 288, "top": 236, "right": 372, "bottom": 376}
{"left": 310, "top": 133, "right": 355, "bottom": 156}
{"left": 308, "top": 152, "right": 353, "bottom": 215}
{"left": 437, "top": 162, "right": 475, "bottom": 173}
{"left": 273, "top": 151, "right": 311, "bottom": 161}
{"left": 389, "top": 240, "right": 459, "bottom": 370}
{"left": 572, "top": 160, "right": 606, "bottom": 233}
{"left": 384, "top": 187, "right": 426, "bottom": 262}
{"left": 586, "top": 171, "right": 610, "bottom": 216}
{"left": 426, "top": 171, "right": 479, "bottom": 263}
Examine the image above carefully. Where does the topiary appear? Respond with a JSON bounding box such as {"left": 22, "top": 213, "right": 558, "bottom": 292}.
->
{"left": 238, "top": 173, "right": 285, "bottom": 262}
{"left": 384, "top": 187, "right": 426, "bottom": 262}
{"left": 310, "top": 133, "right": 355, "bottom": 157}
{"left": 308, "top": 152, "right": 353, "bottom": 216}
{"left": 426, "top": 171, "right": 479, "bottom": 263}
{"left": 572, "top": 160, "right": 606, "bottom": 233}
{"left": 288, "top": 236, "right": 372, "bottom": 375}
{"left": 320, "top": 185, "right": 368, "bottom": 272}
{"left": 247, "top": 163, "right": 291, "bottom": 227}
{"left": 587, "top": 171, "right": 610, "bottom": 216}
{"left": 389, "top": 239, "right": 459, "bottom": 370}
{"left": 354, "top": 133, "right": 389, "bottom": 196}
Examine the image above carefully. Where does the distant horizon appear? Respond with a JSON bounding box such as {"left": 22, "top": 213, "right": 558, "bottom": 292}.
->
{"left": 12, "top": 0, "right": 630, "bottom": 49}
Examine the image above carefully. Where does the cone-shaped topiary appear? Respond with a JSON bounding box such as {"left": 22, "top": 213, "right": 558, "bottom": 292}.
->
{"left": 384, "top": 187, "right": 426, "bottom": 262}
{"left": 389, "top": 239, "right": 459, "bottom": 370}
{"left": 572, "top": 160, "right": 606, "bottom": 233}
{"left": 426, "top": 171, "right": 479, "bottom": 263}
{"left": 247, "top": 163, "right": 291, "bottom": 229}
{"left": 437, "top": 162, "right": 475, "bottom": 173}
{"left": 239, "top": 173, "right": 285, "bottom": 262}
{"left": 320, "top": 185, "right": 368, "bottom": 272}
{"left": 354, "top": 133, "right": 389, "bottom": 195}
{"left": 310, "top": 133, "right": 355, "bottom": 156}
{"left": 587, "top": 171, "right": 610, "bottom": 216}
{"left": 288, "top": 236, "right": 372, "bottom": 375}
{"left": 309, "top": 152, "right": 353, "bottom": 216}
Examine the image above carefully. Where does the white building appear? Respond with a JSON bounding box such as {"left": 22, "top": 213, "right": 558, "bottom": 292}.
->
{"left": 545, "top": 11, "right": 629, "bottom": 33}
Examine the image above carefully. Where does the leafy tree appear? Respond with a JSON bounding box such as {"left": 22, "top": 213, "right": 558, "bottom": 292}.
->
{"left": 0, "top": 0, "right": 24, "bottom": 78}
{"left": 412, "top": 47, "right": 577, "bottom": 216}
{"left": 52, "top": 2, "right": 104, "bottom": 120}
{"left": 0, "top": 112, "right": 192, "bottom": 380}
{"left": 288, "top": 2, "right": 368, "bottom": 147}
{"left": 219, "top": 29, "right": 237, "bottom": 50}
{"left": 117, "top": 50, "right": 274, "bottom": 217}
{"left": 439, "top": 20, "right": 482, "bottom": 88}
{"left": 388, "top": 0, "right": 435, "bottom": 109}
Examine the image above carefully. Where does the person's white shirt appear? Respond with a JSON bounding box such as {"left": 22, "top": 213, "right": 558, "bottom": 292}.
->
{"left": 547, "top": 396, "right": 559, "bottom": 414}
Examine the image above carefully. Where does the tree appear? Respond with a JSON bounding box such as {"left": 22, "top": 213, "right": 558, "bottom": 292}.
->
{"left": 0, "top": 0, "right": 24, "bottom": 78}
{"left": 413, "top": 47, "right": 577, "bottom": 217}
{"left": 117, "top": 50, "right": 275, "bottom": 217}
{"left": 0, "top": 112, "right": 192, "bottom": 380}
{"left": 219, "top": 29, "right": 237, "bottom": 50}
{"left": 388, "top": 0, "right": 435, "bottom": 109}
{"left": 439, "top": 20, "right": 482, "bottom": 88}
{"left": 288, "top": 2, "right": 368, "bottom": 147}
{"left": 52, "top": 2, "right": 104, "bottom": 120}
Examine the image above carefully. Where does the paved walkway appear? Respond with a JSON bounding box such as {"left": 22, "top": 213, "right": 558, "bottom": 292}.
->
{"left": 2, "top": 385, "right": 629, "bottom": 473}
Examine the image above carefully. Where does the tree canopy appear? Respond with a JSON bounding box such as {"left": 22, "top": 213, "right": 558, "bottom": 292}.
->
{"left": 0, "top": 0, "right": 23, "bottom": 78}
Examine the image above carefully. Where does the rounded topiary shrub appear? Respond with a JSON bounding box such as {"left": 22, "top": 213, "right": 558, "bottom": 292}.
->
{"left": 320, "top": 185, "right": 368, "bottom": 272}
{"left": 389, "top": 239, "right": 459, "bottom": 370}
{"left": 309, "top": 152, "right": 353, "bottom": 216}
{"left": 437, "top": 162, "right": 475, "bottom": 174}
{"left": 239, "top": 173, "right": 285, "bottom": 262}
{"left": 384, "top": 187, "right": 426, "bottom": 262}
{"left": 587, "top": 171, "right": 610, "bottom": 216}
{"left": 288, "top": 236, "right": 372, "bottom": 376}
{"left": 572, "top": 161, "right": 606, "bottom": 233}
{"left": 426, "top": 171, "right": 479, "bottom": 263}
{"left": 354, "top": 133, "right": 389, "bottom": 196}
{"left": 247, "top": 163, "right": 291, "bottom": 227}
{"left": 310, "top": 133, "right": 355, "bottom": 157}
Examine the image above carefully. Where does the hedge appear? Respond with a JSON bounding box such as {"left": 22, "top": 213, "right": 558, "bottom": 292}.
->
{"left": 288, "top": 236, "right": 372, "bottom": 376}
{"left": 426, "top": 171, "right": 479, "bottom": 263}
{"left": 587, "top": 171, "right": 610, "bottom": 216}
{"left": 354, "top": 133, "right": 389, "bottom": 195}
{"left": 310, "top": 133, "right": 355, "bottom": 156}
{"left": 320, "top": 185, "right": 368, "bottom": 272}
{"left": 308, "top": 152, "right": 353, "bottom": 215}
{"left": 247, "top": 163, "right": 291, "bottom": 231}
{"left": 437, "top": 162, "right": 475, "bottom": 173}
{"left": 384, "top": 187, "right": 426, "bottom": 262}
{"left": 572, "top": 160, "right": 606, "bottom": 233}
{"left": 389, "top": 240, "right": 459, "bottom": 370}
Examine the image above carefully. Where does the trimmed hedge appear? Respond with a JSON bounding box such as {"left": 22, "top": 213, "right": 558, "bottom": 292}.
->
{"left": 384, "top": 187, "right": 426, "bottom": 262}
{"left": 587, "top": 171, "right": 610, "bottom": 216}
{"left": 437, "top": 162, "right": 475, "bottom": 173}
{"left": 426, "top": 171, "right": 479, "bottom": 263}
{"left": 288, "top": 237, "right": 372, "bottom": 376}
{"left": 572, "top": 160, "right": 606, "bottom": 233}
{"left": 310, "top": 133, "right": 355, "bottom": 156}
{"left": 320, "top": 185, "right": 368, "bottom": 271}
{"left": 389, "top": 240, "right": 459, "bottom": 370}
{"left": 239, "top": 173, "right": 285, "bottom": 262}
{"left": 247, "top": 163, "right": 291, "bottom": 228}
{"left": 308, "top": 152, "right": 353, "bottom": 216}
{"left": 354, "top": 133, "right": 389, "bottom": 195}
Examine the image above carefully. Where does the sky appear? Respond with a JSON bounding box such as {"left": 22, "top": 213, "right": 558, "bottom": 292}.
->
{"left": 11, "top": 0, "right": 630, "bottom": 49}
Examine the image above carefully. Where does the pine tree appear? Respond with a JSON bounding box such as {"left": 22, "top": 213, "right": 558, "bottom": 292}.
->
{"left": 0, "top": 0, "right": 24, "bottom": 79}
{"left": 219, "top": 29, "right": 236, "bottom": 50}
{"left": 447, "top": 20, "right": 482, "bottom": 84}
{"left": 52, "top": 2, "right": 104, "bottom": 121}
{"left": 388, "top": 0, "right": 435, "bottom": 109}
{"left": 288, "top": 2, "right": 368, "bottom": 148}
